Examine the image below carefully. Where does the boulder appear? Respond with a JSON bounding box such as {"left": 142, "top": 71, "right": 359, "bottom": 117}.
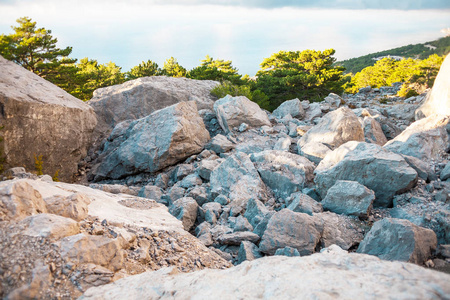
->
{"left": 315, "top": 141, "right": 417, "bottom": 207}
{"left": 357, "top": 218, "right": 437, "bottom": 265}
{"left": 384, "top": 115, "right": 449, "bottom": 161}
{"left": 250, "top": 150, "right": 315, "bottom": 198}
{"left": 272, "top": 98, "right": 305, "bottom": 119}
{"left": 243, "top": 198, "right": 271, "bottom": 229}
{"left": 384, "top": 104, "right": 418, "bottom": 123}
{"left": 80, "top": 245, "right": 450, "bottom": 299}
{"left": 92, "top": 101, "right": 210, "bottom": 180}
{"left": 88, "top": 76, "right": 218, "bottom": 144}
{"left": 209, "top": 152, "right": 268, "bottom": 209}
{"left": 205, "top": 134, "right": 235, "bottom": 154}
{"left": 362, "top": 116, "right": 388, "bottom": 146}
{"left": 298, "top": 107, "right": 364, "bottom": 150}
{"left": 415, "top": 54, "right": 450, "bottom": 119}
{"left": 217, "top": 232, "right": 260, "bottom": 246}
{"left": 259, "top": 209, "right": 323, "bottom": 256}
{"left": 303, "top": 102, "right": 322, "bottom": 123}
{"left": 138, "top": 185, "right": 163, "bottom": 203}
{"left": 43, "top": 192, "right": 90, "bottom": 221}
{"left": 323, "top": 93, "right": 342, "bottom": 108}
{"left": 0, "top": 55, "right": 97, "bottom": 182}
{"left": 315, "top": 212, "right": 364, "bottom": 250}
{"left": 321, "top": 180, "right": 374, "bottom": 218}
{"left": 213, "top": 95, "right": 271, "bottom": 134}
{"left": 286, "top": 192, "right": 323, "bottom": 216}
{"left": 0, "top": 179, "right": 47, "bottom": 221}
{"left": 297, "top": 141, "right": 331, "bottom": 164}
{"left": 237, "top": 241, "right": 262, "bottom": 264}
{"left": 20, "top": 213, "right": 80, "bottom": 241}
{"left": 169, "top": 197, "right": 199, "bottom": 231}
{"left": 274, "top": 246, "right": 300, "bottom": 257}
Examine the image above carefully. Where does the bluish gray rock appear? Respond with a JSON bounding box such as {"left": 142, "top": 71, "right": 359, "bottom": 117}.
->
{"left": 272, "top": 98, "right": 305, "bottom": 119}
{"left": 315, "top": 212, "right": 364, "bottom": 250}
{"left": 93, "top": 101, "right": 210, "bottom": 180}
{"left": 250, "top": 150, "right": 315, "bottom": 199}
{"left": 217, "top": 232, "right": 260, "bottom": 246}
{"left": 237, "top": 241, "right": 263, "bottom": 264}
{"left": 286, "top": 192, "right": 323, "bottom": 216}
{"left": 213, "top": 95, "right": 271, "bottom": 134}
{"left": 298, "top": 141, "right": 331, "bottom": 164}
{"left": 244, "top": 198, "right": 271, "bottom": 229}
{"left": 321, "top": 180, "right": 374, "bottom": 218}
{"left": 259, "top": 209, "right": 323, "bottom": 256}
{"left": 273, "top": 136, "right": 292, "bottom": 151}
{"left": 231, "top": 215, "right": 253, "bottom": 232}
{"left": 197, "top": 158, "right": 220, "bottom": 181}
{"left": 138, "top": 185, "right": 163, "bottom": 203}
{"left": 440, "top": 162, "right": 450, "bottom": 181}
{"left": 362, "top": 116, "right": 388, "bottom": 146}
{"left": 357, "top": 218, "right": 437, "bottom": 264}
{"left": 315, "top": 141, "right": 418, "bottom": 207}
{"left": 169, "top": 197, "right": 199, "bottom": 231}
{"left": 274, "top": 246, "right": 300, "bottom": 257}
{"left": 206, "top": 134, "right": 235, "bottom": 154}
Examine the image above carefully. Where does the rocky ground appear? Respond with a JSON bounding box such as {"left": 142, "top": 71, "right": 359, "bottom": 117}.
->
{"left": 1, "top": 53, "right": 450, "bottom": 298}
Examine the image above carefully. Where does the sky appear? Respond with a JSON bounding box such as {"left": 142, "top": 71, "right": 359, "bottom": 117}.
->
{"left": 0, "top": 0, "right": 449, "bottom": 76}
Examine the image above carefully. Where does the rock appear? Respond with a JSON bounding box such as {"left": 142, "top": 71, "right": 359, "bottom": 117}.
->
{"left": 315, "top": 212, "right": 364, "bottom": 250}
{"left": 206, "top": 134, "right": 235, "bottom": 154}
{"left": 274, "top": 246, "right": 300, "bottom": 257}
{"left": 88, "top": 76, "right": 218, "bottom": 144}
{"left": 286, "top": 192, "right": 323, "bottom": 216}
{"left": 179, "top": 174, "right": 202, "bottom": 189}
{"left": 4, "top": 167, "right": 26, "bottom": 178}
{"left": 0, "top": 55, "right": 97, "bottom": 182}
{"left": 0, "top": 179, "right": 47, "bottom": 221}
{"left": 89, "top": 184, "right": 138, "bottom": 196}
{"left": 171, "top": 164, "right": 195, "bottom": 182}
{"left": 44, "top": 192, "right": 91, "bottom": 221}
{"left": 243, "top": 198, "right": 271, "bottom": 229}
{"left": 402, "top": 155, "right": 436, "bottom": 181}
{"left": 197, "top": 159, "right": 220, "bottom": 181}
{"left": 441, "top": 162, "right": 450, "bottom": 181}
{"left": 230, "top": 215, "right": 253, "bottom": 232}
{"left": 57, "top": 233, "right": 125, "bottom": 271}
{"left": 321, "top": 180, "right": 374, "bottom": 218}
{"left": 315, "top": 141, "right": 418, "bottom": 207}
{"left": 297, "top": 141, "right": 331, "bottom": 164}
{"left": 357, "top": 218, "right": 437, "bottom": 265}
{"left": 362, "top": 116, "right": 388, "bottom": 146}
{"left": 384, "top": 104, "right": 418, "bottom": 123}
{"left": 259, "top": 209, "right": 323, "bottom": 256}
{"left": 250, "top": 150, "right": 315, "bottom": 198}
{"left": 298, "top": 107, "right": 364, "bottom": 150}
{"left": 415, "top": 54, "right": 450, "bottom": 119}
{"left": 81, "top": 245, "right": 450, "bottom": 299}
{"left": 237, "top": 241, "right": 262, "bottom": 264}
{"left": 272, "top": 98, "right": 305, "bottom": 119}
{"left": 323, "top": 93, "right": 342, "bottom": 108}
{"left": 187, "top": 186, "right": 209, "bottom": 206}
{"left": 273, "top": 136, "right": 292, "bottom": 151}
{"left": 217, "top": 232, "right": 260, "bottom": 246}
{"left": 384, "top": 115, "right": 449, "bottom": 161}
{"left": 209, "top": 152, "right": 268, "bottom": 209}
{"left": 169, "top": 197, "right": 199, "bottom": 231}
{"left": 92, "top": 101, "right": 210, "bottom": 180}
{"left": 138, "top": 185, "right": 163, "bottom": 202}
{"left": 213, "top": 95, "right": 271, "bottom": 134}
{"left": 20, "top": 213, "right": 80, "bottom": 241}
{"left": 303, "top": 102, "right": 322, "bottom": 123}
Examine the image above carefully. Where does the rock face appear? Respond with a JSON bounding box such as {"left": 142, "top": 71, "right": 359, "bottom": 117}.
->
{"left": 415, "top": 54, "right": 450, "bottom": 118}
{"left": 384, "top": 114, "right": 449, "bottom": 161}
{"left": 298, "top": 107, "right": 364, "bottom": 150}
{"left": 213, "top": 95, "right": 271, "bottom": 134}
{"left": 91, "top": 101, "right": 210, "bottom": 180}
{"left": 0, "top": 55, "right": 97, "bottom": 182}
{"left": 315, "top": 141, "right": 418, "bottom": 207}
{"left": 357, "top": 218, "right": 437, "bottom": 265}
{"left": 81, "top": 245, "right": 450, "bottom": 300}
{"left": 88, "top": 76, "right": 218, "bottom": 144}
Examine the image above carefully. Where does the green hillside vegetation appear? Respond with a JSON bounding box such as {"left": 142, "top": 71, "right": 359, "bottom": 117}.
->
{"left": 0, "top": 17, "right": 446, "bottom": 111}
{"left": 337, "top": 36, "right": 450, "bottom": 74}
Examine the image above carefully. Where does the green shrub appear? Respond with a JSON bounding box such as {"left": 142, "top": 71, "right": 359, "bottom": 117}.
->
{"left": 211, "top": 81, "right": 270, "bottom": 111}
{"left": 52, "top": 170, "right": 60, "bottom": 182}
{"left": 34, "top": 154, "right": 43, "bottom": 175}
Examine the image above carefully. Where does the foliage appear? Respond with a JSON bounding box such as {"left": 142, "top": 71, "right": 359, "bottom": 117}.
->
{"left": 255, "top": 49, "right": 346, "bottom": 110}
{"left": 126, "top": 60, "right": 160, "bottom": 80}
{"left": 0, "top": 126, "right": 5, "bottom": 174}
{"left": 187, "top": 55, "right": 242, "bottom": 84}
{"left": 161, "top": 57, "right": 187, "bottom": 77}
{"left": 211, "top": 81, "right": 270, "bottom": 110}
{"left": 52, "top": 170, "right": 60, "bottom": 182}
{"left": 0, "top": 17, "right": 77, "bottom": 81}
{"left": 34, "top": 154, "right": 43, "bottom": 176}
{"left": 337, "top": 36, "right": 450, "bottom": 74}
{"left": 346, "top": 54, "right": 444, "bottom": 95}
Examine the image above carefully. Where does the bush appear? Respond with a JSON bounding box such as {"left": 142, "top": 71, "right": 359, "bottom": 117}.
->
{"left": 211, "top": 81, "right": 270, "bottom": 110}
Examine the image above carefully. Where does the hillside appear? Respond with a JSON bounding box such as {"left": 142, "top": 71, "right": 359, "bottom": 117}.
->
{"left": 337, "top": 36, "right": 450, "bottom": 74}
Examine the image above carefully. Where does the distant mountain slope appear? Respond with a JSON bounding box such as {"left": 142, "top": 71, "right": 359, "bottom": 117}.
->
{"left": 336, "top": 36, "right": 450, "bottom": 74}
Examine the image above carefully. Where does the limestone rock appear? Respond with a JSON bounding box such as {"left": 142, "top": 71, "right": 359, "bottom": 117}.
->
{"left": 362, "top": 116, "right": 388, "bottom": 146}
{"left": 44, "top": 193, "right": 90, "bottom": 221}
{"left": 197, "top": 159, "right": 220, "bottom": 181}
{"left": 415, "top": 54, "right": 450, "bottom": 119}
{"left": 272, "top": 98, "right": 305, "bottom": 119}
{"left": 286, "top": 192, "right": 323, "bottom": 216}
{"left": 323, "top": 93, "right": 343, "bottom": 108}
{"left": 243, "top": 198, "right": 271, "bottom": 229}
{"left": 298, "top": 107, "right": 364, "bottom": 150}
{"left": 250, "top": 150, "right": 315, "bottom": 198}
{"left": 259, "top": 209, "right": 323, "bottom": 256}
{"left": 169, "top": 197, "right": 198, "bottom": 231}
{"left": 0, "top": 55, "right": 97, "bottom": 182}
{"left": 92, "top": 101, "right": 210, "bottom": 180}
{"left": 81, "top": 245, "right": 450, "bottom": 299}
{"left": 237, "top": 241, "right": 262, "bottom": 264}
{"left": 138, "top": 185, "right": 163, "bottom": 202}
{"left": 0, "top": 179, "right": 47, "bottom": 221}
{"left": 316, "top": 212, "right": 364, "bottom": 250}
{"left": 384, "top": 114, "right": 449, "bottom": 161}
{"left": 357, "top": 218, "right": 437, "bottom": 265}
{"left": 213, "top": 95, "right": 271, "bottom": 134}
{"left": 297, "top": 141, "right": 331, "bottom": 164}
{"left": 321, "top": 180, "right": 374, "bottom": 218}
{"left": 315, "top": 141, "right": 417, "bottom": 207}
{"left": 20, "top": 213, "right": 80, "bottom": 241}
{"left": 206, "top": 134, "right": 235, "bottom": 154}
{"left": 273, "top": 136, "right": 292, "bottom": 151}
{"left": 88, "top": 76, "right": 218, "bottom": 144}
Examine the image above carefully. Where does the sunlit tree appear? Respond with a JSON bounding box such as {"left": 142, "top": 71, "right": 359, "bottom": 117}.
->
{"left": 161, "top": 57, "right": 186, "bottom": 77}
